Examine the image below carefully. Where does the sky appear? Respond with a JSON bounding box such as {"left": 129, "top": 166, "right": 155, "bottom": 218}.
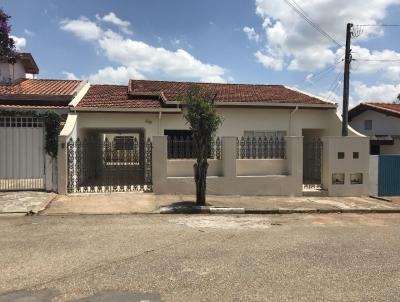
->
{"left": 2, "top": 0, "right": 400, "bottom": 109}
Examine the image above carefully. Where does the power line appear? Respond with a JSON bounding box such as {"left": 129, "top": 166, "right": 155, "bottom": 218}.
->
{"left": 353, "top": 58, "right": 400, "bottom": 62}
{"left": 292, "top": 57, "right": 344, "bottom": 88}
{"left": 355, "top": 24, "right": 400, "bottom": 27}
{"left": 283, "top": 0, "right": 343, "bottom": 48}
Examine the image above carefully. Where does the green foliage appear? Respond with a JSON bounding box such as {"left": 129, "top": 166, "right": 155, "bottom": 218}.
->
{"left": 178, "top": 85, "right": 223, "bottom": 204}
{"left": 0, "top": 9, "right": 20, "bottom": 63}
{"left": 0, "top": 109, "right": 61, "bottom": 157}
{"left": 179, "top": 85, "right": 223, "bottom": 152}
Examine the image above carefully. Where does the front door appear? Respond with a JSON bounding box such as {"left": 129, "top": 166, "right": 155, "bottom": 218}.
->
{"left": 303, "top": 137, "right": 323, "bottom": 186}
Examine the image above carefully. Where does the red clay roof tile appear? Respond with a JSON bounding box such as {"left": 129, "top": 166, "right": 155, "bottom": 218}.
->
{"left": 77, "top": 84, "right": 161, "bottom": 108}
{"left": 128, "top": 80, "right": 330, "bottom": 105}
{"left": 0, "top": 79, "right": 83, "bottom": 96}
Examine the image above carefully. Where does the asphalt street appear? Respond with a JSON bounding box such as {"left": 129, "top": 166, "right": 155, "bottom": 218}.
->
{"left": 0, "top": 214, "right": 399, "bottom": 301}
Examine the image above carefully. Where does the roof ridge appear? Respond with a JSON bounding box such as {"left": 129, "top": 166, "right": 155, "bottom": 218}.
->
{"left": 130, "top": 79, "right": 283, "bottom": 87}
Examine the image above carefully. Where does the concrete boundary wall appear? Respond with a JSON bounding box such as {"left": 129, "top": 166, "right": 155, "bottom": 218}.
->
{"left": 369, "top": 156, "right": 378, "bottom": 196}
{"left": 152, "top": 136, "right": 303, "bottom": 196}
{"left": 167, "top": 159, "right": 222, "bottom": 177}
{"left": 322, "top": 136, "right": 369, "bottom": 196}
{"left": 237, "top": 159, "right": 288, "bottom": 176}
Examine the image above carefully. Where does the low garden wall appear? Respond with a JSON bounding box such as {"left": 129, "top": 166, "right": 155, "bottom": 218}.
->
{"left": 153, "top": 136, "right": 303, "bottom": 196}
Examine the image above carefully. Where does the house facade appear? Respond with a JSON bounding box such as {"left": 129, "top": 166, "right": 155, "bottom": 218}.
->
{"left": 349, "top": 102, "right": 400, "bottom": 155}
{"left": 0, "top": 53, "right": 89, "bottom": 191}
{"left": 58, "top": 80, "right": 369, "bottom": 197}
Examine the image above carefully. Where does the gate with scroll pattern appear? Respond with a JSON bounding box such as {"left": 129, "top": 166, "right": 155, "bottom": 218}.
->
{"left": 67, "top": 132, "right": 152, "bottom": 193}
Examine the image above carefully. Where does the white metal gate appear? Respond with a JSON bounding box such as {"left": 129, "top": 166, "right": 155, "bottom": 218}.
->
{"left": 0, "top": 116, "right": 45, "bottom": 190}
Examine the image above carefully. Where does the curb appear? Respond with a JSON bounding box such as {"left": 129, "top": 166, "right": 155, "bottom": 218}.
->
{"left": 159, "top": 206, "right": 400, "bottom": 215}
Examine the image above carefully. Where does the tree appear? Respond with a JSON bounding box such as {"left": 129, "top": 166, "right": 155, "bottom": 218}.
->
{"left": 0, "top": 9, "right": 20, "bottom": 63}
{"left": 397, "top": 93, "right": 400, "bottom": 104}
{"left": 179, "top": 85, "right": 223, "bottom": 205}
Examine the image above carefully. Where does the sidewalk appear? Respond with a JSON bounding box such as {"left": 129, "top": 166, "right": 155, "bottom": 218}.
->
{"left": 41, "top": 192, "right": 400, "bottom": 215}
{"left": 0, "top": 191, "right": 56, "bottom": 215}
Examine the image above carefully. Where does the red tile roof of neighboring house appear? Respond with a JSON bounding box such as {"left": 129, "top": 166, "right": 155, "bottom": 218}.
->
{"left": 77, "top": 84, "right": 162, "bottom": 108}
{"left": 128, "top": 80, "right": 331, "bottom": 105}
{"left": 0, "top": 79, "right": 85, "bottom": 108}
{"left": 0, "top": 79, "right": 83, "bottom": 97}
{"left": 349, "top": 102, "right": 400, "bottom": 120}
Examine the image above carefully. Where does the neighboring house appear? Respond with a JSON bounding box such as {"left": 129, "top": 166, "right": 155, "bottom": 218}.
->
{"left": 349, "top": 102, "right": 400, "bottom": 155}
{"left": 0, "top": 53, "right": 89, "bottom": 191}
{"left": 58, "top": 79, "right": 369, "bottom": 197}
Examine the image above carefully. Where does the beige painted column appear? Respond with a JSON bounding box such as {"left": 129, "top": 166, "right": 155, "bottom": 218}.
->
{"left": 286, "top": 136, "right": 303, "bottom": 195}
{"left": 57, "top": 136, "right": 68, "bottom": 195}
{"left": 221, "top": 137, "right": 237, "bottom": 178}
{"left": 152, "top": 136, "right": 168, "bottom": 193}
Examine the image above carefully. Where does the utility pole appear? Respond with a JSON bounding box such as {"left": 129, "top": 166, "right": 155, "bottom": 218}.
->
{"left": 342, "top": 23, "right": 353, "bottom": 136}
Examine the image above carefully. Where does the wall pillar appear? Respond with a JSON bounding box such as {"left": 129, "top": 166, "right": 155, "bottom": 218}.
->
{"left": 152, "top": 136, "right": 168, "bottom": 193}
{"left": 285, "top": 136, "right": 303, "bottom": 195}
{"left": 57, "top": 136, "right": 68, "bottom": 195}
{"left": 221, "top": 137, "right": 237, "bottom": 178}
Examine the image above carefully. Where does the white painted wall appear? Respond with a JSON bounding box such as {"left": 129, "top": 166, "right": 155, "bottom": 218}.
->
{"left": 350, "top": 109, "right": 400, "bottom": 154}
{"left": 167, "top": 159, "right": 222, "bottom": 177}
{"left": 369, "top": 156, "right": 379, "bottom": 196}
{"left": 350, "top": 109, "right": 400, "bottom": 136}
{"left": 75, "top": 107, "right": 357, "bottom": 139}
{"left": 236, "top": 159, "right": 288, "bottom": 176}
{"left": 0, "top": 61, "right": 26, "bottom": 83}
{"left": 153, "top": 136, "right": 304, "bottom": 196}
{"left": 322, "top": 136, "right": 369, "bottom": 196}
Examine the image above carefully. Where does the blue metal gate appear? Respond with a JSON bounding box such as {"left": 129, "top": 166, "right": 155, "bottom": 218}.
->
{"left": 378, "top": 155, "right": 400, "bottom": 196}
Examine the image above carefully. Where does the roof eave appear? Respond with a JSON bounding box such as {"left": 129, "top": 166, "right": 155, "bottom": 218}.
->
{"left": 72, "top": 107, "right": 182, "bottom": 113}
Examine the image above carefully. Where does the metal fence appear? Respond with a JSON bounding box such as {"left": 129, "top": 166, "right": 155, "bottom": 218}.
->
{"left": 67, "top": 136, "right": 152, "bottom": 193}
{"left": 167, "top": 136, "right": 222, "bottom": 159}
{"left": 236, "top": 136, "right": 286, "bottom": 159}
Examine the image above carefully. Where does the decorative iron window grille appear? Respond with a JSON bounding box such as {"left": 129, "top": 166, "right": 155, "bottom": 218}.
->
{"left": 167, "top": 136, "right": 222, "bottom": 159}
{"left": 236, "top": 136, "right": 286, "bottom": 159}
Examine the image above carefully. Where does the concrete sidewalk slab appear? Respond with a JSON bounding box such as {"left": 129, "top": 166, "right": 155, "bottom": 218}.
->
{"left": 43, "top": 193, "right": 168, "bottom": 215}
{"left": 41, "top": 192, "right": 400, "bottom": 215}
{"left": 0, "top": 191, "right": 56, "bottom": 215}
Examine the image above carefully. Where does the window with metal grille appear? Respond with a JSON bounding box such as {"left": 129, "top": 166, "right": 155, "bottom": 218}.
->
{"left": 0, "top": 116, "right": 43, "bottom": 128}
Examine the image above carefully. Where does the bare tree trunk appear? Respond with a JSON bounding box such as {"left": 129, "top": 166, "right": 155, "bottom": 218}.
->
{"left": 194, "top": 159, "right": 208, "bottom": 205}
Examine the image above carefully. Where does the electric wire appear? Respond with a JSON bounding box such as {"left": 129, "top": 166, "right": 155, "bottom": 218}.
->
{"left": 283, "top": 0, "right": 343, "bottom": 48}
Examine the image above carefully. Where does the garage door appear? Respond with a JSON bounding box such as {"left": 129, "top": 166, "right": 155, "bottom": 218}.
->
{"left": 0, "top": 116, "right": 45, "bottom": 190}
{"left": 378, "top": 155, "right": 400, "bottom": 196}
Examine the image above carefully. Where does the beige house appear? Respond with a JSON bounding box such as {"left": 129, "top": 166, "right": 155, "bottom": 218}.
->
{"left": 58, "top": 80, "right": 369, "bottom": 197}
{"left": 349, "top": 102, "right": 400, "bottom": 155}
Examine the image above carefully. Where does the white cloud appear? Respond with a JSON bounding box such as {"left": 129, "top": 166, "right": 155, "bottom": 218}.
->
{"left": 349, "top": 45, "right": 400, "bottom": 80}
{"left": 97, "top": 30, "right": 226, "bottom": 82}
{"left": 97, "top": 12, "right": 132, "bottom": 34}
{"left": 24, "top": 29, "right": 35, "bottom": 36}
{"left": 60, "top": 17, "right": 102, "bottom": 41}
{"left": 255, "top": 51, "right": 283, "bottom": 70}
{"left": 10, "top": 36, "right": 26, "bottom": 50}
{"left": 243, "top": 26, "right": 260, "bottom": 42}
{"left": 60, "top": 18, "right": 228, "bottom": 83}
{"left": 64, "top": 66, "right": 144, "bottom": 84}
{"left": 63, "top": 71, "right": 79, "bottom": 80}
{"left": 354, "top": 82, "right": 400, "bottom": 103}
{"left": 254, "top": 0, "right": 400, "bottom": 71}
